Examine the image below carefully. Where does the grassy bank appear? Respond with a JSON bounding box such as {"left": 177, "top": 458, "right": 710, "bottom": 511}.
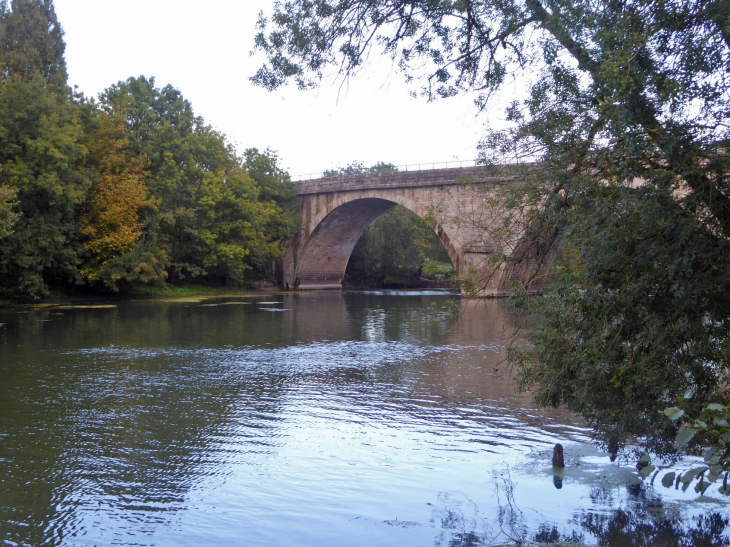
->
{"left": 128, "top": 283, "right": 275, "bottom": 299}
{"left": 0, "top": 283, "right": 279, "bottom": 307}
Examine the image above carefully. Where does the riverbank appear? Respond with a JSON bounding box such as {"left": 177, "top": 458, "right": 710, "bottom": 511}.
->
{"left": 129, "top": 282, "right": 277, "bottom": 299}
{"left": 0, "top": 283, "right": 280, "bottom": 307}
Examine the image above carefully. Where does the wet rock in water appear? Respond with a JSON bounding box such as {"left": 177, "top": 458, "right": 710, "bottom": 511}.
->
{"left": 552, "top": 443, "right": 565, "bottom": 468}
{"left": 553, "top": 474, "right": 563, "bottom": 489}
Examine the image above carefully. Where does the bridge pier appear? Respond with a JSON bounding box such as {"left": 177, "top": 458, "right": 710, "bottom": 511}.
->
{"left": 461, "top": 250, "right": 511, "bottom": 297}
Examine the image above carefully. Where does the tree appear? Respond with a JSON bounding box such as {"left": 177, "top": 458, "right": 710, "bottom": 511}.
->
{"left": 0, "top": 0, "right": 91, "bottom": 299}
{"left": 0, "top": 77, "right": 90, "bottom": 299}
{"left": 78, "top": 110, "right": 154, "bottom": 289}
{"left": 242, "top": 147, "right": 300, "bottom": 278}
{"left": 514, "top": 186, "right": 730, "bottom": 457}
{"left": 0, "top": 1, "right": 299, "bottom": 297}
{"left": 252, "top": 0, "right": 730, "bottom": 456}
{"left": 0, "top": 76, "right": 90, "bottom": 299}
{"left": 0, "top": 0, "right": 67, "bottom": 91}
{"left": 99, "top": 76, "right": 209, "bottom": 282}
{"left": 99, "top": 77, "right": 299, "bottom": 286}
{"left": 346, "top": 204, "right": 452, "bottom": 287}
{"left": 322, "top": 160, "right": 398, "bottom": 177}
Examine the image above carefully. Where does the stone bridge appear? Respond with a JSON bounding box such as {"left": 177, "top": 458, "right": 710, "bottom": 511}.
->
{"left": 281, "top": 166, "right": 553, "bottom": 296}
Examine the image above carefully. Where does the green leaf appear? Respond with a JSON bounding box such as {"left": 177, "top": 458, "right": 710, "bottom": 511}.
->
{"left": 695, "top": 480, "right": 710, "bottom": 494}
{"left": 680, "top": 467, "right": 707, "bottom": 484}
{"left": 661, "top": 472, "right": 676, "bottom": 488}
{"left": 640, "top": 465, "right": 655, "bottom": 478}
{"left": 708, "top": 466, "right": 724, "bottom": 483}
{"left": 711, "top": 465, "right": 725, "bottom": 476}
{"left": 705, "top": 447, "right": 719, "bottom": 463}
{"left": 663, "top": 407, "right": 685, "bottom": 421}
{"left": 639, "top": 454, "right": 651, "bottom": 464}
{"left": 705, "top": 403, "right": 725, "bottom": 412}
{"left": 723, "top": 471, "right": 729, "bottom": 494}
{"left": 676, "top": 428, "right": 697, "bottom": 446}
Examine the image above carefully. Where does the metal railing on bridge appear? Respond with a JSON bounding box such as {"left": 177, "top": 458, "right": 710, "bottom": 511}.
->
{"left": 291, "top": 159, "right": 481, "bottom": 183}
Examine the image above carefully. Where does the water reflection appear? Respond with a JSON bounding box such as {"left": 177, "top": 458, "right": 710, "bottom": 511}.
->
{"left": 433, "top": 477, "right": 730, "bottom": 547}
{"left": 0, "top": 292, "right": 727, "bottom": 546}
{"left": 577, "top": 509, "right": 729, "bottom": 547}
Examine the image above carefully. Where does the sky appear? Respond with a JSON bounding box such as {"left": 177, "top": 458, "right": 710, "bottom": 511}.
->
{"left": 52, "top": 0, "right": 499, "bottom": 178}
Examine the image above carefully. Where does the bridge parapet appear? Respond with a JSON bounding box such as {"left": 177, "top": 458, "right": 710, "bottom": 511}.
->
{"left": 293, "top": 166, "right": 507, "bottom": 195}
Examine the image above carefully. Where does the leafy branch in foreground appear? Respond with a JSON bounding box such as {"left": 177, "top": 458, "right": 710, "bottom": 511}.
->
{"left": 637, "top": 400, "right": 730, "bottom": 496}
{"left": 513, "top": 180, "right": 730, "bottom": 458}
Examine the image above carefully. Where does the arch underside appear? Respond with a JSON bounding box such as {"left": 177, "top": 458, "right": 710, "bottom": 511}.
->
{"left": 295, "top": 198, "right": 397, "bottom": 289}
{"left": 294, "top": 198, "right": 457, "bottom": 290}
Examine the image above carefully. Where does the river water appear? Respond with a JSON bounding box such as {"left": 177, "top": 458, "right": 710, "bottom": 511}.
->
{"left": 0, "top": 291, "right": 728, "bottom": 546}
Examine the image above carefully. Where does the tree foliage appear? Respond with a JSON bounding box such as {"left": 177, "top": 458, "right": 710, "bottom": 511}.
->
{"left": 0, "top": 76, "right": 90, "bottom": 298}
{"left": 643, "top": 400, "right": 730, "bottom": 496}
{"left": 98, "top": 76, "right": 300, "bottom": 287}
{"left": 0, "top": 0, "right": 67, "bottom": 90}
{"left": 517, "top": 183, "right": 730, "bottom": 456}
{"left": 79, "top": 110, "right": 153, "bottom": 287}
{"left": 0, "top": 0, "right": 300, "bottom": 298}
{"left": 323, "top": 160, "right": 399, "bottom": 177}
{"left": 0, "top": 184, "right": 18, "bottom": 239}
{"left": 243, "top": 147, "right": 301, "bottom": 277}
{"left": 0, "top": 0, "right": 88, "bottom": 298}
{"left": 253, "top": 0, "right": 730, "bottom": 455}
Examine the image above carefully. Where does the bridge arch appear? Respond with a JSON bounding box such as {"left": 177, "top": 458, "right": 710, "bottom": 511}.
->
{"left": 282, "top": 166, "right": 552, "bottom": 295}
{"left": 294, "top": 194, "right": 458, "bottom": 290}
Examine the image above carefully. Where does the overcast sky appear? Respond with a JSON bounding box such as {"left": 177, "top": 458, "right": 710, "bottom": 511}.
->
{"left": 53, "top": 0, "right": 501, "bottom": 177}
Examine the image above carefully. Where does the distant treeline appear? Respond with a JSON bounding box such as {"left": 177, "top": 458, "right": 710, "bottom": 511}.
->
{"left": 325, "top": 162, "right": 454, "bottom": 288}
{"left": 0, "top": 0, "right": 299, "bottom": 299}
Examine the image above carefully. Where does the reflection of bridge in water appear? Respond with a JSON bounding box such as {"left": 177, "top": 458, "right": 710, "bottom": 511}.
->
{"left": 282, "top": 165, "right": 553, "bottom": 296}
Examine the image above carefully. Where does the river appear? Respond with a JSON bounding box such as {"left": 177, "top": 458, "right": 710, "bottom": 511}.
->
{"left": 0, "top": 291, "right": 728, "bottom": 546}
